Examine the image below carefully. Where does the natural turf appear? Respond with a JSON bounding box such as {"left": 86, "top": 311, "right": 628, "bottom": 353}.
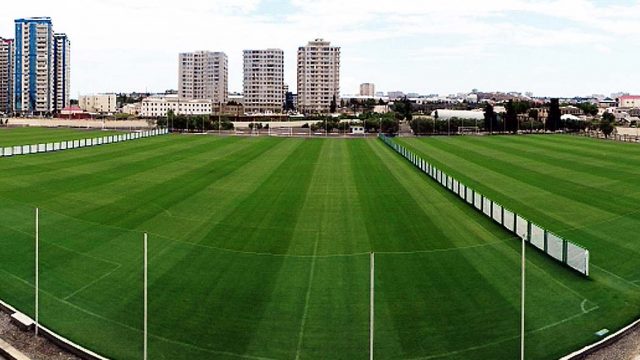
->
{"left": 0, "top": 134, "right": 637, "bottom": 359}
{"left": 0, "top": 127, "right": 123, "bottom": 147}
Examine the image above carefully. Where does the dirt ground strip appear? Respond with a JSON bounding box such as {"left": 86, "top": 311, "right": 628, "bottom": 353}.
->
{"left": 0, "top": 306, "right": 639, "bottom": 360}
{"left": 0, "top": 311, "right": 78, "bottom": 360}
{"left": 583, "top": 324, "right": 640, "bottom": 360}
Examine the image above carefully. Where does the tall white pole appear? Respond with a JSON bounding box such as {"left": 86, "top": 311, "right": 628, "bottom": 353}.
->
{"left": 144, "top": 233, "right": 148, "bottom": 360}
{"left": 370, "top": 252, "right": 375, "bottom": 360}
{"left": 35, "top": 207, "right": 39, "bottom": 337}
{"left": 520, "top": 236, "right": 525, "bottom": 360}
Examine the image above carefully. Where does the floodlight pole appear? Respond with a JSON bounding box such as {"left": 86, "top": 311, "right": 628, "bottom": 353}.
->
{"left": 370, "top": 252, "right": 375, "bottom": 360}
{"left": 520, "top": 236, "right": 525, "bottom": 360}
{"left": 35, "top": 207, "right": 39, "bottom": 337}
{"left": 144, "top": 233, "right": 148, "bottom": 360}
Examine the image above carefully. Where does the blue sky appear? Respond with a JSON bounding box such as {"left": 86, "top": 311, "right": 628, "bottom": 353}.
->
{"left": 2, "top": 0, "right": 639, "bottom": 97}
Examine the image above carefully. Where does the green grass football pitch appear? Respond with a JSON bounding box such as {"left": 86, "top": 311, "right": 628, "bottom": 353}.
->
{"left": 0, "top": 134, "right": 637, "bottom": 359}
{"left": 0, "top": 127, "right": 124, "bottom": 147}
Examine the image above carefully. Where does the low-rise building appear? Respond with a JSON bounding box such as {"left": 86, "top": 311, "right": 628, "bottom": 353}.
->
{"left": 122, "top": 102, "right": 141, "bottom": 116}
{"left": 79, "top": 94, "right": 117, "bottom": 113}
{"left": 618, "top": 95, "right": 640, "bottom": 108}
{"left": 141, "top": 95, "right": 213, "bottom": 117}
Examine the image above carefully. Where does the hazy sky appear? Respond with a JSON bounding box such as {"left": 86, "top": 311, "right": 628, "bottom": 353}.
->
{"left": 2, "top": 0, "right": 639, "bottom": 97}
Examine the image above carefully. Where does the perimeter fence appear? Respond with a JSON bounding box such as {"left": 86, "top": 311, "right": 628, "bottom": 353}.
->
{"left": 0, "top": 128, "right": 169, "bottom": 158}
{"left": 379, "top": 134, "right": 589, "bottom": 276}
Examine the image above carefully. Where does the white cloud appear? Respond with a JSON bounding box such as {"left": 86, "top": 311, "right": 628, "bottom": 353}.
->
{"left": 1, "top": 0, "right": 639, "bottom": 96}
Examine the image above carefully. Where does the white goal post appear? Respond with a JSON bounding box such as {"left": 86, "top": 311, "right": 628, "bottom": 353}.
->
{"left": 458, "top": 126, "right": 479, "bottom": 135}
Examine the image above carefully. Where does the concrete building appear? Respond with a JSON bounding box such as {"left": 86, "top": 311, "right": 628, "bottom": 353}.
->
{"left": 618, "top": 95, "right": 640, "bottom": 108}
{"left": 122, "top": 102, "right": 141, "bottom": 116}
{"left": 243, "top": 49, "right": 284, "bottom": 114}
{"left": 430, "top": 109, "right": 485, "bottom": 121}
{"left": 14, "top": 17, "right": 55, "bottom": 114}
{"left": 178, "top": 51, "right": 228, "bottom": 104}
{"left": 297, "top": 39, "right": 340, "bottom": 113}
{"left": 141, "top": 95, "right": 214, "bottom": 117}
{"left": 0, "top": 37, "right": 13, "bottom": 114}
{"left": 387, "top": 91, "right": 405, "bottom": 100}
{"left": 79, "top": 94, "right": 117, "bottom": 113}
{"left": 53, "top": 33, "right": 70, "bottom": 112}
{"left": 360, "top": 83, "right": 375, "bottom": 97}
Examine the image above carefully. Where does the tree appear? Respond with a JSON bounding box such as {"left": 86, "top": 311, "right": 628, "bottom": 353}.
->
{"left": 410, "top": 118, "right": 434, "bottom": 135}
{"left": 505, "top": 100, "right": 518, "bottom": 133}
{"left": 547, "top": 98, "right": 561, "bottom": 132}
{"left": 330, "top": 95, "right": 337, "bottom": 114}
{"left": 392, "top": 97, "right": 413, "bottom": 121}
{"left": 364, "top": 99, "right": 377, "bottom": 113}
{"left": 577, "top": 102, "right": 599, "bottom": 116}
{"left": 484, "top": 103, "right": 497, "bottom": 133}
{"left": 167, "top": 109, "right": 175, "bottom": 130}
{"left": 600, "top": 112, "right": 616, "bottom": 138}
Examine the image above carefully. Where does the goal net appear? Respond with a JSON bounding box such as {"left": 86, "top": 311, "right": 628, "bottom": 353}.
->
{"left": 458, "top": 126, "right": 479, "bottom": 135}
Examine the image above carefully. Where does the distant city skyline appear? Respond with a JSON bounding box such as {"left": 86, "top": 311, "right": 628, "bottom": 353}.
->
{"left": 1, "top": 0, "right": 640, "bottom": 98}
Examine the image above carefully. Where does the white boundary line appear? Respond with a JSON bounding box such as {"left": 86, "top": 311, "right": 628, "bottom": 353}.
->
{"left": 0, "top": 298, "right": 109, "bottom": 360}
{"left": 560, "top": 317, "right": 640, "bottom": 360}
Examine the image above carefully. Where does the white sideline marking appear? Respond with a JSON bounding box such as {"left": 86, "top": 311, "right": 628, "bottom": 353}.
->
{"left": 0, "top": 269, "right": 276, "bottom": 360}
{"left": 294, "top": 234, "right": 320, "bottom": 360}
{"left": 0, "top": 222, "right": 122, "bottom": 268}
{"left": 63, "top": 264, "right": 122, "bottom": 301}
{"left": 407, "top": 301, "right": 599, "bottom": 360}
{"left": 592, "top": 264, "right": 640, "bottom": 289}
{"left": 560, "top": 316, "right": 640, "bottom": 360}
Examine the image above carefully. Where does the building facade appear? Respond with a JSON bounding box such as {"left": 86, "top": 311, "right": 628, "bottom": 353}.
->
{"left": 79, "top": 94, "right": 117, "bottom": 113}
{"left": 13, "top": 17, "right": 69, "bottom": 115}
{"left": 178, "top": 51, "right": 228, "bottom": 104}
{"left": 297, "top": 39, "right": 340, "bottom": 113}
{"left": 618, "top": 95, "right": 640, "bottom": 108}
{"left": 53, "top": 33, "right": 70, "bottom": 112}
{"left": 0, "top": 38, "right": 13, "bottom": 114}
{"left": 243, "top": 49, "right": 284, "bottom": 114}
{"left": 360, "top": 83, "right": 375, "bottom": 97}
{"left": 141, "top": 95, "right": 214, "bottom": 117}
{"left": 14, "top": 17, "right": 55, "bottom": 114}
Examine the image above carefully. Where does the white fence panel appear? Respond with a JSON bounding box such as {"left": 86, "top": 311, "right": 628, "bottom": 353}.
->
{"left": 38, "top": 144, "right": 46, "bottom": 152}
{"left": 459, "top": 184, "right": 466, "bottom": 199}
{"left": 530, "top": 224, "right": 545, "bottom": 250}
{"left": 483, "top": 197, "right": 492, "bottom": 216}
{"left": 492, "top": 203, "right": 503, "bottom": 223}
{"left": 466, "top": 188, "right": 474, "bottom": 204}
{"left": 53, "top": 143, "right": 60, "bottom": 151}
{"left": 22, "top": 145, "right": 30, "bottom": 154}
{"left": 567, "top": 243, "right": 589, "bottom": 275}
{"left": 4, "top": 147, "right": 12, "bottom": 156}
{"left": 13, "top": 146, "right": 22, "bottom": 155}
{"left": 516, "top": 215, "right": 528, "bottom": 240}
{"left": 547, "top": 233, "right": 564, "bottom": 261}
{"left": 503, "top": 209, "right": 515, "bottom": 232}
{"left": 447, "top": 176, "right": 453, "bottom": 190}
{"left": 46, "top": 143, "right": 54, "bottom": 152}
{"left": 474, "top": 193, "right": 482, "bottom": 210}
